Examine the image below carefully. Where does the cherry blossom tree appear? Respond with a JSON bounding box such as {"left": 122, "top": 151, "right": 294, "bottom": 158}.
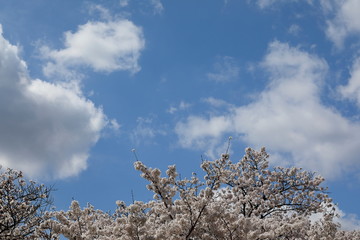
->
{"left": 3, "top": 147, "right": 359, "bottom": 239}
{"left": 39, "top": 147, "right": 360, "bottom": 239}
{"left": 120, "top": 147, "right": 335, "bottom": 239}
{"left": 0, "top": 167, "right": 52, "bottom": 239}
{"left": 38, "top": 200, "right": 114, "bottom": 240}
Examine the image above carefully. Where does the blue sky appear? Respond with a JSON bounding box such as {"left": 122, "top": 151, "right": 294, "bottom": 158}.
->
{"left": 1, "top": 0, "right": 360, "bottom": 230}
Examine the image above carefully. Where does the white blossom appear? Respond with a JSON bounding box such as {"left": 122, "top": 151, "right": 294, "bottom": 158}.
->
{"left": 3, "top": 147, "right": 360, "bottom": 239}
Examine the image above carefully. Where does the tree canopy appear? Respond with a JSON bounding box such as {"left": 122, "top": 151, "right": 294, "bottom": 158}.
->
{"left": 1, "top": 147, "right": 360, "bottom": 239}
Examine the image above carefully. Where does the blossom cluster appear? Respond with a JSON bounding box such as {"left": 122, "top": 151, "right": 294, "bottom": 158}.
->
{"left": 1, "top": 148, "right": 360, "bottom": 239}
{"left": 0, "top": 166, "right": 51, "bottom": 239}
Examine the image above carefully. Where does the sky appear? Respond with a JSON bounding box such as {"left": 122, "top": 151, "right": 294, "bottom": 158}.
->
{"left": 1, "top": 0, "right": 360, "bottom": 230}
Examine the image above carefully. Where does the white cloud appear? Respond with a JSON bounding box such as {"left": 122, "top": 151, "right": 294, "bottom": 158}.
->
{"left": 202, "top": 97, "right": 234, "bottom": 108}
{"left": 176, "top": 115, "right": 233, "bottom": 157}
{"left": 117, "top": 0, "right": 163, "bottom": 14}
{"left": 256, "top": 0, "right": 282, "bottom": 9}
{"left": 207, "top": 56, "right": 240, "bottom": 83}
{"left": 41, "top": 19, "right": 145, "bottom": 78}
{"left": 167, "top": 101, "right": 191, "bottom": 114}
{"left": 288, "top": 24, "right": 301, "bottom": 36}
{"left": 88, "top": 4, "right": 112, "bottom": 20}
{"left": 336, "top": 208, "right": 360, "bottom": 231}
{"left": 324, "top": 0, "right": 360, "bottom": 48}
{"left": 338, "top": 57, "right": 360, "bottom": 107}
{"left": 254, "top": 0, "right": 360, "bottom": 48}
{"left": 311, "top": 205, "right": 360, "bottom": 231}
{"left": 130, "top": 117, "right": 166, "bottom": 145}
{"left": 176, "top": 41, "right": 360, "bottom": 179}
{"left": 0, "top": 26, "right": 107, "bottom": 179}
{"left": 119, "top": 0, "right": 129, "bottom": 7}
{"left": 110, "top": 119, "right": 121, "bottom": 132}
{"left": 256, "top": 0, "right": 313, "bottom": 9}
{"left": 150, "top": 0, "right": 164, "bottom": 15}
{"left": 319, "top": 0, "right": 334, "bottom": 12}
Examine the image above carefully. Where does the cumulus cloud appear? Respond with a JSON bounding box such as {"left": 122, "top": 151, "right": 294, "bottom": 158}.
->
{"left": 324, "top": 0, "right": 360, "bottom": 48}
{"left": 0, "top": 26, "right": 107, "bottom": 179}
{"left": 41, "top": 19, "right": 145, "bottom": 78}
{"left": 207, "top": 56, "right": 240, "bottom": 83}
{"left": 311, "top": 205, "right": 360, "bottom": 231}
{"left": 176, "top": 41, "right": 360, "bottom": 179}
{"left": 338, "top": 57, "right": 360, "bottom": 107}
{"left": 255, "top": 0, "right": 360, "bottom": 48}
{"left": 336, "top": 208, "right": 360, "bottom": 231}
{"left": 176, "top": 115, "right": 233, "bottom": 157}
